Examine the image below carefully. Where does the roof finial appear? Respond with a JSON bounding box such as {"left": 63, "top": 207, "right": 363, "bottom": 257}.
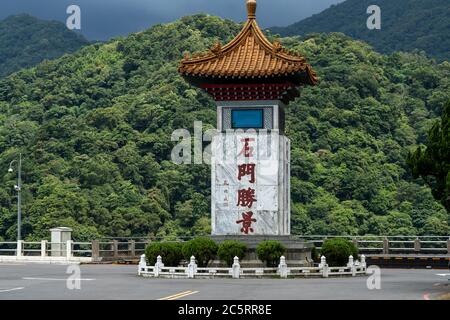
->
{"left": 247, "top": 0, "right": 257, "bottom": 19}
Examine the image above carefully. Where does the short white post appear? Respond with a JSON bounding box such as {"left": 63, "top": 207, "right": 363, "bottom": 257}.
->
{"left": 347, "top": 255, "right": 354, "bottom": 268}
{"left": 319, "top": 255, "right": 326, "bottom": 268}
{"left": 66, "top": 240, "right": 73, "bottom": 259}
{"left": 138, "top": 254, "right": 146, "bottom": 275}
{"left": 41, "top": 240, "right": 47, "bottom": 257}
{"left": 360, "top": 255, "right": 366, "bottom": 269}
{"left": 320, "top": 256, "right": 329, "bottom": 278}
{"left": 16, "top": 240, "right": 23, "bottom": 257}
{"left": 187, "top": 256, "right": 197, "bottom": 279}
{"left": 278, "top": 256, "right": 288, "bottom": 279}
{"left": 232, "top": 256, "right": 240, "bottom": 279}
{"left": 154, "top": 255, "right": 164, "bottom": 277}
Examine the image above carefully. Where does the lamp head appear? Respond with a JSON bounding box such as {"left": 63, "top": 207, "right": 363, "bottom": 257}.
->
{"left": 8, "top": 167, "right": 13, "bottom": 173}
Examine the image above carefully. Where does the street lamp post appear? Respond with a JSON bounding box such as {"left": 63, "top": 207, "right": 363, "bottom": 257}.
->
{"left": 8, "top": 153, "right": 22, "bottom": 241}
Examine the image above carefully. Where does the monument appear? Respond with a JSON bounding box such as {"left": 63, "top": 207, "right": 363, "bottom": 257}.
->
{"left": 179, "top": 0, "right": 318, "bottom": 266}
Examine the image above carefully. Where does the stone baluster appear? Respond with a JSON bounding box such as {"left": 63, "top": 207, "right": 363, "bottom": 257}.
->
{"left": 360, "top": 254, "right": 367, "bottom": 269}
{"left": 154, "top": 255, "right": 164, "bottom": 277}
{"left": 232, "top": 256, "right": 240, "bottom": 279}
{"left": 278, "top": 256, "right": 288, "bottom": 278}
{"left": 41, "top": 240, "right": 48, "bottom": 257}
{"left": 187, "top": 256, "right": 197, "bottom": 279}
{"left": 320, "top": 256, "right": 329, "bottom": 278}
{"left": 66, "top": 240, "right": 73, "bottom": 259}
{"left": 138, "top": 254, "right": 146, "bottom": 275}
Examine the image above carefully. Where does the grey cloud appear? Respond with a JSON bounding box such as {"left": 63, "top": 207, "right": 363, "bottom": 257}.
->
{"left": 0, "top": 0, "right": 343, "bottom": 40}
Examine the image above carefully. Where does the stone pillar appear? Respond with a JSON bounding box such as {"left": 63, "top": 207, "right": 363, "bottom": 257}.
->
{"left": 16, "top": 240, "right": 23, "bottom": 257}
{"left": 91, "top": 240, "right": 100, "bottom": 261}
{"left": 414, "top": 238, "right": 421, "bottom": 253}
{"left": 319, "top": 256, "right": 326, "bottom": 268}
{"left": 112, "top": 240, "right": 119, "bottom": 258}
{"left": 41, "top": 240, "right": 47, "bottom": 257}
{"left": 320, "top": 256, "right": 329, "bottom": 278}
{"left": 347, "top": 255, "right": 354, "bottom": 268}
{"left": 138, "top": 254, "right": 146, "bottom": 276}
{"left": 154, "top": 255, "right": 164, "bottom": 277}
{"left": 447, "top": 239, "right": 450, "bottom": 254}
{"left": 360, "top": 255, "right": 367, "bottom": 269}
{"left": 278, "top": 256, "right": 288, "bottom": 278}
{"left": 232, "top": 256, "right": 240, "bottom": 279}
{"left": 187, "top": 256, "right": 197, "bottom": 279}
{"left": 128, "top": 240, "right": 136, "bottom": 257}
{"left": 352, "top": 239, "right": 359, "bottom": 250}
{"left": 66, "top": 240, "right": 73, "bottom": 259}
{"left": 50, "top": 227, "right": 72, "bottom": 257}
{"left": 383, "top": 237, "right": 389, "bottom": 255}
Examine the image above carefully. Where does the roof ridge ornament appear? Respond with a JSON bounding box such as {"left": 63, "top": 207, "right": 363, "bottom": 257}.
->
{"left": 247, "top": 0, "right": 257, "bottom": 19}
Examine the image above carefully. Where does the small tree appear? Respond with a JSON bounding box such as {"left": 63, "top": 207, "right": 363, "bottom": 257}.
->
{"left": 145, "top": 241, "right": 183, "bottom": 266}
{"left": 320, "top": 238, "right": 358, "bottom": 267}
{"left": 182, "top": 237, "right": 218, "bottom": 267}
{"left": 217, "top": 240, "right": 247, "bottom": 267}
{"left": 256, "top": 240, "right": 286, "bottom": 267}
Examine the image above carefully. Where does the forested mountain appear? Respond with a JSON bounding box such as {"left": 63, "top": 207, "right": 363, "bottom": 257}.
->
{"left": 270, "top": 0, "right": 450, "bottom": 62}
{"left": 0, "top": 14, "right": 89, "bottom": 78}
{"left": 0, "top": 14, "right": 449, "bottom": 241}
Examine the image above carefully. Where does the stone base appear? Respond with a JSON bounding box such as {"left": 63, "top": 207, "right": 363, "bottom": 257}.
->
{"left": 210, "top": 235, "right": 314, "bottom": 267}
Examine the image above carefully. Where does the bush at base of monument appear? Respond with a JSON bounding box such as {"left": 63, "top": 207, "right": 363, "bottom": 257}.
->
{"left": 145, "top": 242, "right": 184, "bottom": 266}
{"left": 182, "top": 237, "right": 218, "bottom": 267}
{"left": 320, "top": 238, "right": 359, "bottom": 267}
{"left": 217, "top": 240, "right": 247, "bottom": 267}
{"left": 256, "top": 241, "right": 286, "bottom": 267}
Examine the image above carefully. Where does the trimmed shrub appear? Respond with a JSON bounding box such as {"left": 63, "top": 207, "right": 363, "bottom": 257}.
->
{"left": 182, "top": 237, "right": 218, "bottom": 267}
{"left": 217, "top": 240, "right": 247, "bottom": 267}
{"left": 256, "top": 240, "right": 286, "bottom": 267}
{"left": 320, "top": 238, "right": 359, "bottom": 267}
{"left": 145, "top": 241, "right": 184, "bottom": 267}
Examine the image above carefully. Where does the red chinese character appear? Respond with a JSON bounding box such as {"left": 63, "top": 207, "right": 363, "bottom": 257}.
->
{"left": 236, "top": 211, "right": 257, "bottom": 234}
{"left": 237, "top": 163, "right": 256, "bottom": 183}
{"left": 238, "top": 138, "right": 255, "bottom": 158}
{"left": 237, "top": 187, "right": 257, "bottom": 208}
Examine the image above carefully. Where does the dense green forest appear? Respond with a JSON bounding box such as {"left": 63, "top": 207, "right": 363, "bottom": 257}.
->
{"left": 0, "top": 14, "right": 89, "bottom": 78}
{"left": 0, "top": 14, "right": 449, "bottom": 241}
{"left": 408, "top": 101, "right": 450, "bottom": 212}
{"left": 271, "top": 0, "right": 450, "bottom": 62}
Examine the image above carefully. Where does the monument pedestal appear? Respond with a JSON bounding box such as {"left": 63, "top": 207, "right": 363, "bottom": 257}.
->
{"left": 210, "top": 235, "right": 314, "bottom": 267}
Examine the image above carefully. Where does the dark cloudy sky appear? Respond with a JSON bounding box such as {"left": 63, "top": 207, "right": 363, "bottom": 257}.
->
{"left": 0, "top": 0, "right": 344, "bottom": 40}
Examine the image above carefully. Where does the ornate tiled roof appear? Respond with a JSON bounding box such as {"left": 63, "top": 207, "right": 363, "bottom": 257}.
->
{"left": 179, "top": 0, "right": 318, "bottom": 85}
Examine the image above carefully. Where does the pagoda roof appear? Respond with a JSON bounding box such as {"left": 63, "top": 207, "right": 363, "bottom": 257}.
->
{"left": 178, "top": 0, "right": 318, "bottom": 86}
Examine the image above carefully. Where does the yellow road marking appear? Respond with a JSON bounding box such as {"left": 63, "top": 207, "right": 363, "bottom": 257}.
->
{"left": 158, "top": 290, "right": 199, "bottom": 300}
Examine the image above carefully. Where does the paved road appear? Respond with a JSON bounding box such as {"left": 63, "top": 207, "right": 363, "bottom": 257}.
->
{"left": 0, "top": 263, "right": 448, "bottom": 300}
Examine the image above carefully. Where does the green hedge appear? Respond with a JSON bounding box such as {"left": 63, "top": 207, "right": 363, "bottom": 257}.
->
{"left": 217, "top": 240, "right": 247, "bottom": 267}
{"left": 256, "top": 240, "right": 286, "bottom": 267}
{"left": 320, "top": 238, "right": 359, "bottom": 267}
{"left": 145, "top": 241, "right": 184, "bottom": 266}
{"left": 182, "top": 237, "right": 218, "bottom": 267}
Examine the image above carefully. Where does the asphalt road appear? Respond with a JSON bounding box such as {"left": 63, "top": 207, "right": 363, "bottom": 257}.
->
{"left": 0, "top": 263, "right": 448, "bottom": 300}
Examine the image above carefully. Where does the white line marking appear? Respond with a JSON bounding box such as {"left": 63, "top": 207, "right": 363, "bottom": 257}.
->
{"left": 0, "top": 287, "right": 24, "bottom": 293}
{"left": 436, "top": 274, "right": 450, "bottom": 277}
{"left": 22, "top": 277, "right": 95, "bottom": 281}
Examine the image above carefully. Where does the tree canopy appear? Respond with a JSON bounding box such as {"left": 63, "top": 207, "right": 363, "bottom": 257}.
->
{"left": 271, "top": 0, "right": 450, "bottom": 62}
{"left": 408, "top": 100, "right": 450, "bottom": 212}
{"left": 0, "top": 14, "right": 89, "bottom": 78}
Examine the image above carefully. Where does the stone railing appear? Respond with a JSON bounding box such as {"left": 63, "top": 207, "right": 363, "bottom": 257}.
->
{"left": 0, "top": 240, "right": 93, "bottom": 264}
{"left": 137, "top": 254, "right": 367, "bottom": 279}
